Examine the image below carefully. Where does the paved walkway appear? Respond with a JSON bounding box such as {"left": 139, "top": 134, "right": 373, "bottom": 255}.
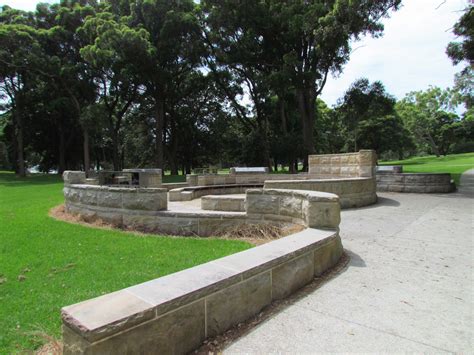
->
{"left": 225, "top": 192, "right": 474, "bottom": 353}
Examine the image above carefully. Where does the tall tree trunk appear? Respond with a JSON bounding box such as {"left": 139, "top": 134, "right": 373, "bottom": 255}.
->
{"left": 58, "top": 124, "right": 66, "bottom": 174}
{"left": 169, "top": 119, "right": 179, "bottom": 175}
{"left": 155, "top": 95, "right": 165, "bottom": 169}
{"left": 425, "top": 133, "right": 440, "bottom": 157}
{"left": 83, "top": 127, "right": 90, "bottom": 176}
{"left": 111, "top": 128, "right": 120, "bottom": 171}
{"left": 296, "top": 87, "right": 316, "bottom": 171}
{"left": 12, "top": 108, "right": 26, "bottom": 177}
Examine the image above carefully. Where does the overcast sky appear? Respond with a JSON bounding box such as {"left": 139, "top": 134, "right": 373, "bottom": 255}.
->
{"left": 1, "top": 0, "right": 470, "bottom": 106}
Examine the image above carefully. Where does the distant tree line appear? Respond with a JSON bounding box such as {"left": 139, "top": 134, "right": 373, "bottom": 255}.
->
{"left": 0, "top": 0, "right": 471, "bottom": 176}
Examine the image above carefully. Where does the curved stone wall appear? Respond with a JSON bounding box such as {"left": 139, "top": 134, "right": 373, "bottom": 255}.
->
{"left": 264, "top": 177, "right": 377, "bottom": 209}
{"left": 376, "top": 173, "right": 454, "bottom": 193}
{"left": 62, "top": 229, "right": 343, "bottom": 354}
{"left": 64, "top": 186, "right": 340, "bottom": 236}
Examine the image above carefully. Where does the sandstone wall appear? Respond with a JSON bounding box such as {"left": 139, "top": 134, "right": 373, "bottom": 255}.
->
{"left": 264, "top": 177, "right": 377, "bottom": 209}
{"left": 62, "top": 228, "right": 343, "bottom": 355}
{"left": 308, "top": 150, "right": 377, "bottom": 178}
{"left": 64, "top": 185, "right": 168, "bottom": 226}
{"left": 246, "top": 189, "right": 340, "bottom": 229}
{"left": 376, "top": 173, "right": 454, "bottom": 193}
{"left": 65, "top": 187, "right": 340, "bottom": 236}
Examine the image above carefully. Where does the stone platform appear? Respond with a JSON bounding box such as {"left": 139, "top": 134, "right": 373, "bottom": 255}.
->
{"left": 201, "top": 194, "right": 246, "bottom": 212}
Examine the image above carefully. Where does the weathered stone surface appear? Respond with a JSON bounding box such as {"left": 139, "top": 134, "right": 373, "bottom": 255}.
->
{"left": 264, "top": 178, "right": 376, "bottom": 210}
{"left": 206, "top": 271, "right": 272, "bottom": 337}
{"left": 201, "top": 195, "right": 245, "bottom": 212}
{"left": 245, "top": 194, "right": 279, "bottom": 214}
{"left": 96, "top": 190, "right": 122, "bottom": 209}
{"left": 375, "top": 173, "right": 453, "bottom": 193}
{"left": 272, "top": 252, "right": 314, "bottom": 300}
{"left": 122, "top": 190, "right": 167, "bottom": 211}
{"left": 89, "top": 300, "right": 205, "bottom": 355}
{"left": 279, "top": 196, "right": 303, "bottom": 218}
{"left": 62, "top": 290, "right": 156, "bottom": 342}
{"left": 314, "top": 236, "right": 343, "bottom": 276}
{"left": 61, "top": 228, "right": 342, "bottom": 354}
{"left": 63, "top": 171, "right": 86, "bottom": 185}
{"left": 304, "top": 201, "right": 341, "bottom": 229}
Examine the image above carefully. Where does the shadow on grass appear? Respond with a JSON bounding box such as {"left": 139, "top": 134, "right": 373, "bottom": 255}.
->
{"left": 0, "top": 171, "right": 62, "bottom": 187}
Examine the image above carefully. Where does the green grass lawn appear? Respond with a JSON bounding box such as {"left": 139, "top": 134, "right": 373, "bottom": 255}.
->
{"left": 380, "top": 152, "right": 474, "bottom": 186}
{"left": 0, "top": 172, "right": 251, "bottom": 353}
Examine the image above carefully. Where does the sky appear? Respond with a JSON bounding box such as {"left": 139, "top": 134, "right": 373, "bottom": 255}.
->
{"left": 1, "top": 0, "right": 470, "bottom": 107}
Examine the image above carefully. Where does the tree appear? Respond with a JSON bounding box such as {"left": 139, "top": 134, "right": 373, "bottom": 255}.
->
{"left": 124, "top": 0, "right": 204, "bottom": 170}
{"left": 336, "top": 78, "right": 403, "bottom": 154}
{"left": 0, "top": 7, "right": 41, "bottom": 176}
{"left": 269, "top": 0, "right": 401, "bottom": 168}
{"left": 396, "top": 87, "right": 460, "bottom": 157}
{"left": 79, "top": 11, "right": 151, "bottom": 170}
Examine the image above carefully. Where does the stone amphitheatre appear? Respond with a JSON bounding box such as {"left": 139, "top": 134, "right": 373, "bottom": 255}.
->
{"left": 59, "top": 150, "right": 456, "bottom": 354}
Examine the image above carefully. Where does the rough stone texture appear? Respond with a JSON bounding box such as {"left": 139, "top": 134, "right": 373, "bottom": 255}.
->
{"left": 69, "top": 300, "right": 206, "bottom": 355}
{"left": 308, "top": 150, "right": 376, "bottom": 178}
{"left": 264, "top": 178, "right": 377, "bottom": 209}
{"left": 245, "top": 189, "right": 340, "bottom": 229}
{"left": 62, "top": 228, "right": 342, "bottom": 354}
{"left": 64, "top": 185, "right": 168, "bottom": 212}
{"left": 314, "top": 235, "right": 343, "bottom": 276}
{"left": 206, "top": 272, "right": 272, "bottom": 337}
{"left": 169, "top": 184, "right": 263, "bottom": 202}
{"left": 201, "top": 195, "right": 246, "bottom": 212}
{"left": 376, "top": 172, "right": 454, "bottom": 193}
{"left": 272, "top": 252, "right": 314, "bottom": 300}
{"left": 63, "top": 171, "right": 86, "bottom": 185}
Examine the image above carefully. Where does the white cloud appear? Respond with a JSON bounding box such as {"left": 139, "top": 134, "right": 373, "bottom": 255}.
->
{"left": 320, "top": 0, "right": 470, "bottom": 106}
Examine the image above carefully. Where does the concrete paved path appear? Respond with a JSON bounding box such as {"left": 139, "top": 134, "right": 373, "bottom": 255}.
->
{"left": 225, "top": 192, "right": 474, "bottom": 353}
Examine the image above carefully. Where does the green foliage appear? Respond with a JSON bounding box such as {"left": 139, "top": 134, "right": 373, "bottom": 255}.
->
{"left": 334, "top": 78, "right": 412, "bottom": 157}
{"left": 0, "top": 172, "right": 251, "bottom": 352}
{"left": 396, "top": 87, "right": 464, "bottom": 156}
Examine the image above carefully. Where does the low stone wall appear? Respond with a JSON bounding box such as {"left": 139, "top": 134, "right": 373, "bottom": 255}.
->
{"left": 246, "top": 189, "right": 340, "bottom": 229}
{"left": 264, "top": 178, "right": 377, "bottom": 209}
{"left": 64, "top": 186, "right": 340, "bottom": 236}
{"left": 201, "top": 195, "right": 245, "bottom": 212}
{"left": 161, "top": 182, "right": 189, "bottom": 191}
{"left": 189, "top": 173, "right": 311, "bottom": 187}
{"left": 376, "top": 173, "right": 454, "bottom": 193}
{"left": 308, "top": 150, "right": 376, "bottom": 178}
{"left": 62, "top": 228, "right": 343, "bottom": 354}
{"left": 169, "top": 184, "right": 263, "bottom": 201}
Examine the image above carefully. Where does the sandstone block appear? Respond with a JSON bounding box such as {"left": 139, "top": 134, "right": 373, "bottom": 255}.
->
{"left": 279, "top": 196, "right": 303, "bottom": 218}
{"left": 304, "top": 201, "right": 340, "bottom": 229}
{"left": 63, "top": 171, "right": 86, "bottom": 185}
{"left": 86, "top": 300, "right": 205, "bottom": 355}
{"left": 206, "top": 271, "right": 272, "bottom": 337}
{"left": 245, "top": 194, "right": 280, "bottom": 214}
{"left": 272, "top": 252, "right": 314, "bottom": 300}
{"left": 96, "top": 190, "right": 122, "bottom": 208}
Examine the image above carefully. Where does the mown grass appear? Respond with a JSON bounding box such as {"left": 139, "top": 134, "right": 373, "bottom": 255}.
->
{"left": 380, "top": 152, "right": 474, "bottom": 185}
{"left": 0, "top": 172, "right": 252, "bottom": 353}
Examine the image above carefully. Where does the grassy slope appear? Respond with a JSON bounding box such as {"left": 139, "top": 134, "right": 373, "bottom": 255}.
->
{"left": 380, "top": 152, "right": 474, "bottom": 186}
{"left": 0, "top": 172, "right": 251, "bottom": 353}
